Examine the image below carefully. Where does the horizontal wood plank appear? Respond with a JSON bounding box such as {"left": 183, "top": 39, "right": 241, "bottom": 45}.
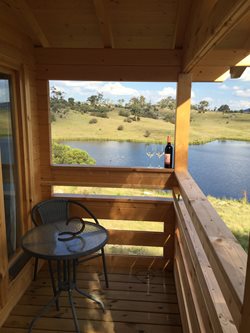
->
{"left": 108, "top": 230, "right": 172, "bottom": 247}
{"left": 43, "top": 165, "right": 176, "bottom": 189}
{"left": 175, "top": 170, "right": 246, "bottom": 329}
{"left": 36, "top": 64, "right": 180, "bottom": 82}
{"left": 2, "top": 266, "right": 182, "bottom": 333}
{"left": 35, "top": 48, "right": 181, "bottom": 66}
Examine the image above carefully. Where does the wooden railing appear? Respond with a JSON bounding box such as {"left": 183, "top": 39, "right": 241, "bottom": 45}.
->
{"left": 40, "top": 165, "right": 248, "bottom": 332}
{"left": 173, "top": 171, "right": 247, "bottom": 333}
{"left": 41, "top": 166, "right": 177, "bottom": 270}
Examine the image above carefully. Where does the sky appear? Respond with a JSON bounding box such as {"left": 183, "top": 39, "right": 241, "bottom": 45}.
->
{"left": 50, "top": 67, "right": 250, "bottom": 111}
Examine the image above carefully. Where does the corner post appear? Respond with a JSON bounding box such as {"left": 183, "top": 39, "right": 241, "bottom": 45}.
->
{"left": 174, "top": 73, "right": 192, "bottom": 171}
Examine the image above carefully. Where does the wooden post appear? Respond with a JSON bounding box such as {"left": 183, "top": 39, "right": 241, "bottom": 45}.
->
{"left": 36, "top": 79, "right": 52, "bottom": 199}
{"left": 239, "top": 235, "right": 250, "bottom": 332}
{"left": 174, "top": 73, "right": 192, "bottom": 170}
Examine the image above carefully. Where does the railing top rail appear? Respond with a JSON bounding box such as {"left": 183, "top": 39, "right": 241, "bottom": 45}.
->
{"left": 174, "top": 171, "right": 247, "bottom": 325}
{"left": 41, "top": 165, "right": 177, "bottom": 189}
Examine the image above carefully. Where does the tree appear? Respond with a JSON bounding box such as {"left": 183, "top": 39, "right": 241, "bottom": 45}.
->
{"left": 218, "top": 104, "right": 231, "bottom": 113}
{"left": 52, "top": 142, "right": 96, "bottom": 165}
{"left": 50, "top": 87, "right": 68, "bottom": 120}
{"left": 87, "top": 93, "right": 104, "bottom": 107}
{"left": 127, "top": 95, "right": 159, "bottom": 120}
{"left": 117, "top": 99, "right": 125, "bottom": 107}
{"left": 197, "top": 100, "right": 209, "bottom": 113}
{"left": 67, "top": 97, "right": 75, "bottom": 108}
{"left": 87, "top": 93, "right": 110, "bottom": 116}
{"left": 128, "top": 96, "right": 143, "bottom": 120}
{"left": 158, "top": 96, "right": 176, "bottom": 110}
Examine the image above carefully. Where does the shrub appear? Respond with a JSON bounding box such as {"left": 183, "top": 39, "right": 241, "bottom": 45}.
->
{"left": 117, "top": 125, "right": 124, "bottom": 130}
{"left": 119, "top": 109, "right": 130, "bottom": 117}
{"left": 164, "top": 112, "right": 175, "bottom": 124}
{"left": 89, "top": 118, "right": 98, "bottom": 124}
{"left": 124, "top": 117, "right": 132, "bottom": 123}
{"left": 90, "top": 111, "right": 109, "bottom": 118}
{"left": 50, "top": 112, "right": 56, "bottom": 122}
{"left": 52, "top": 142, "right": 95, "bottom": 165}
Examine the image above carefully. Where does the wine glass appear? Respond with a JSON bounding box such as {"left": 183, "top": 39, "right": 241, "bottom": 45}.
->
{"left": 156, "top": 144, "right": 165, "bottom": 168}
{"left": 146, "top": 144, "right": 155, "bottom": 167}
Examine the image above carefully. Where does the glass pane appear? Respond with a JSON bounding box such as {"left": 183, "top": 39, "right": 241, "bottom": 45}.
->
{"left": 0, "top": 74, "right": 19, "bottom": 259}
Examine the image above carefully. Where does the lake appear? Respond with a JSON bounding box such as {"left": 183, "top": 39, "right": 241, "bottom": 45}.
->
{"left": 61, "top": 140, "right": 250, "bottom": 201}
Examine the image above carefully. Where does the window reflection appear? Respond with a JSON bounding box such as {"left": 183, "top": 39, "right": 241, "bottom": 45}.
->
{"left": 0, "top": 74, "right": 19, "bottom": 259}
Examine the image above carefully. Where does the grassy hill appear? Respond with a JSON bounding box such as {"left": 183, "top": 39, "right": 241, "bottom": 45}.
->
{"left": 51, "top": 109, "right": 250, "bottom": 144}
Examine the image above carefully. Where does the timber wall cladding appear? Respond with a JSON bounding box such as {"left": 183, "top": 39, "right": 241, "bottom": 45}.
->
{"left": 0, "top": 18, "right": 41, "bottom": 325}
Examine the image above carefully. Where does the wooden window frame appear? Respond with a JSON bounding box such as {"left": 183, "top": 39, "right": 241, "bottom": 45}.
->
{"left": 0, "top": 66, "right": 30, "bottom": 279}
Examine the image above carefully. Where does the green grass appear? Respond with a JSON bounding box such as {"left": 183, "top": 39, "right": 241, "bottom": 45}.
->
{"left": 51, "top": 109, "right": 250, "bottom": 144}
{"left": 52, "top": 110, "right": 175, "bottom": 143}
{"left": 208, "top": 196, "right": 249, "bottom": 252}
{"left": 54, "top": 186, "right": 249, "bottom": 252}
{"left": 52, "top": 110, "right": 250, "bottom": 253}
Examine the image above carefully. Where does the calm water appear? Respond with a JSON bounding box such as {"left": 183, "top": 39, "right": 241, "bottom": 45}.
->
{"left": 61, "top": 140, "right": 250, "bottom": 201}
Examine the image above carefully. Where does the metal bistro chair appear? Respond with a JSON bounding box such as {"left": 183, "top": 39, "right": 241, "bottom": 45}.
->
{"left": 31, "top": 198, "right": 109, "bottom": 288}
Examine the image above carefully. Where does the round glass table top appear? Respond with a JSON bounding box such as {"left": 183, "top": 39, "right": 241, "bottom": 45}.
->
{"left": 21, "top": 221, "right": 108, "bottom": 260}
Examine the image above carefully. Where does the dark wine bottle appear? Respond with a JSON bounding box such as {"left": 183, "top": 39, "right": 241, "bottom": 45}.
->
{"left": 164, "top": 135, "right": 173, "bottom": 168}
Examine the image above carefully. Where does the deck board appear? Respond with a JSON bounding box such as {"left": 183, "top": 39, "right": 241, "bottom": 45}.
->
{"left": 1, "top": 265, "right": 182, "bottom": 333}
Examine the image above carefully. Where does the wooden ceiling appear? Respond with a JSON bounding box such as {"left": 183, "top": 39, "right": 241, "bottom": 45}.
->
{"left": 1, "top": 0, "right": 249, "bottom": 81}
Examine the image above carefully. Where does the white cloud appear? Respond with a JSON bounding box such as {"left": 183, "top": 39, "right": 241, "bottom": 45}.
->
{"left": 61, "top": 81, "right": 103, "bottom": 90}
{"left": 158, "top": 86, "right": 176, "bottom": 97}
{"left": 238, "top": 100, "right": 250, "bottom": 108}
{"left": 219, "top": 84, "right": 229, "bottom": 90}
{"left": 234, "top": 88, "right": 250, "bottom": 97}
{"left": 100, "top": 82, "right": 139, "bottom": 96}
{"left": 203, "top": 97, "right": 214, "bottom": 103}
{"left": 227, "top": 99, "right": 250, "bottom": 110}
{"left": 240, "top": 67, "right": 250, "bottom": 82}
{"left": 51, "top": 81, "right": 105, "bottom": 97}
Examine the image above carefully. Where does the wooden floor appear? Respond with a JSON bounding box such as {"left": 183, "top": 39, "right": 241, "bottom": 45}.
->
{"left": 1, "top": 264, "right": 182, "bottom": 333}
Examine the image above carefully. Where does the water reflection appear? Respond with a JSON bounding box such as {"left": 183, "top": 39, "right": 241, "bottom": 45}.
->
{"left": 61, "top": 140, "right": 250, "bottom": 200}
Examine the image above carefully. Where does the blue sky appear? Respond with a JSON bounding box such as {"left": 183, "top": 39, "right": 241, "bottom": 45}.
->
{"left": 50, "top": 67, "right": 250, "bottom": 111}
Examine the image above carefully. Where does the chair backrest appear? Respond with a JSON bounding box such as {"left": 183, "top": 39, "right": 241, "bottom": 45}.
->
{"left": 31, "top": 198, "right": 99, "bottom": 226}
{"left": 31, "top": 199, "right": 69, "bottom": 225}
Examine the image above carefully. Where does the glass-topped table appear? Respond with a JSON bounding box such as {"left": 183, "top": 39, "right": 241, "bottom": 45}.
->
{"left": 22, "top": 220, "right": 108, "bottom": 333}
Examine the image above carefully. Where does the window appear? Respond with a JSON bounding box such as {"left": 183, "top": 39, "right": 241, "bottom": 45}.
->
{"left": 0, "top": 73, "right": 20, "bottom": 259}
{"left": 49, "top": 80, "right": 176, "bottom": 168}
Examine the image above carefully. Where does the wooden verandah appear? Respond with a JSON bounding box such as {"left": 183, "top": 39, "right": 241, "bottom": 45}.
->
{"left": 0, "top": 0, "right": 250, "bottom": 332}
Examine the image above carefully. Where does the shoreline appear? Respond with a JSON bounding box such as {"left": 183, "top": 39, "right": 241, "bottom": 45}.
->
{"left": 54, "top": 137, "right": 250, "bottom": 145}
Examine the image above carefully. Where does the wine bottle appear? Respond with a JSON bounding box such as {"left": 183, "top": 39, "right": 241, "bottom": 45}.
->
{"left": 164, "top": 135, "right": 173, "bottom": 168}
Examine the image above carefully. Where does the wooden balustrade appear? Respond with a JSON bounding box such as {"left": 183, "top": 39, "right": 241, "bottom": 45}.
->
{"left": 41, "top": 166, "right": 177, "bottom": 270}
{"left": 173, "top": 171, "right": 247, "bottom": 333}
{"left": 39, "top": 165, "right": 248, "bottom": 332}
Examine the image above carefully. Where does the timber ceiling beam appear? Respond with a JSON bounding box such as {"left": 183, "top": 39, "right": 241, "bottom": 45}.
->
{"left": 198, "top": 50, "right": 250, "bottom": 67}
{"left": 34, "top": 48, "right": 181, "bottom": 81}
{"left": 182, "top": 0, "right": 250, "bottom": 73}
{"left": 35, "top": 48, "right": 181, "bottom": 66}
{"left": 230, "top": 66, "right": 247, "bottom": 78}
{"left": 6, "top": 0, "right": 50, "bottom": 47}
{"left": 93, "top": 0, "right": 114, "bottom": 48}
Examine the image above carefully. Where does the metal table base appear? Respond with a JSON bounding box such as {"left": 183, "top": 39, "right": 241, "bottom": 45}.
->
{"left": 29, "top": 259, "right": 105, "bottom": 333}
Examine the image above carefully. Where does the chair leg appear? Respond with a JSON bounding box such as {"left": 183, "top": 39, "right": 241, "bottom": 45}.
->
{"left": 33, "top": 257, "right": 38, "bottom": 281}
{"left": 101, "top": 248, "right": 109, "bottom": 288}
